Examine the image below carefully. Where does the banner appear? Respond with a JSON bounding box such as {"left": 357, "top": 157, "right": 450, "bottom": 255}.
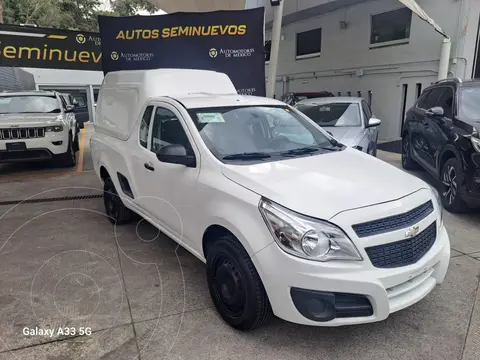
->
{"left": 98, "top": 8, "right": 266, "bottom": 96}
{"left": 397, "top": 0, "right": 448, "bottom": 38}
{"left": 0, "top": 24, "right": 102, "bottom": 71}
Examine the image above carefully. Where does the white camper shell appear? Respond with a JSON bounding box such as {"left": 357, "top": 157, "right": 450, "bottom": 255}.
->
{"left": 94, "top": 69, "right": 238, "bottom": 140}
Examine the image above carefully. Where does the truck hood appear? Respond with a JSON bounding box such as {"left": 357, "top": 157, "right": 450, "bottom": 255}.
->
{"left": 325, "top": 126, "right": 364, "bottom": 147}
{"left": 0, "top": 113, "right": 62, "bottom": 127}
{"left": 221, "top": 148, "right": 427, "bottom": 220}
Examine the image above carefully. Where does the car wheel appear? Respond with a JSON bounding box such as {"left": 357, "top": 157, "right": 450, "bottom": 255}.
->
{"left": 206, "top": 236, "right": 272, "bottom": 330}
{"left": 401, "top": 134, "right": 418, "bottom": 170}
{"left": 73, "top": 130, "right": 80, "bottom": 152}
{"left": 103, "top": 178, "right": 132, "bottom": 224}
{"left": 54, "top": 135, "right": 76, "bottom": 168}
{"left": 441, "top": 158, "right": 468, "bottom": 213}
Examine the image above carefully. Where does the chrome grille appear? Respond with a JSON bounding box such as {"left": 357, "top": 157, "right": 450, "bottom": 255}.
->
{"left": 352, "top": 200, "right": 434, "bottom": 238}
{"left": 365, "top": 221, "right": 437, "bottom": 268}
{"left": 0, "top": 127, "right": 45, "bottom": 140}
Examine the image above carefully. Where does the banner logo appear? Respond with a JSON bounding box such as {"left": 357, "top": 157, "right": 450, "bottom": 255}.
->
{"left": 76, "top": 34, "right": 86, "bottom": 44}
{"left": 211, "top": 48, "right": 255, "bottom": 59}
{"left": 111, "top": 51, "right": 119, "bottom": 60}
{"left": 209, "top": 48, "right": 218, "bottom": 58}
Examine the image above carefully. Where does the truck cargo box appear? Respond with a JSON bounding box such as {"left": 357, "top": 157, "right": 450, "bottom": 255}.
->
{"left": 95, "top": 69, "right": 237, "bottom": 141}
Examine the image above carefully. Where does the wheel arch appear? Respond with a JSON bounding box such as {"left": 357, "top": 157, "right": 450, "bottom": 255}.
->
{"left": 437, "top": 145, "right": 463, "bottom": 177}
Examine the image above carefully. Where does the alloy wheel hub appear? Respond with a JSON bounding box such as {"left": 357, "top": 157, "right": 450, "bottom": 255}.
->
{"left": 442, "top": 165, "right": 457, "bottom": 204}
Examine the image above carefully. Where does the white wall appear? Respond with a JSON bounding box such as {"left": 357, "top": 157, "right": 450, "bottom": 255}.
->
{"left": 22, "top": 68, "right": 104, "bottom": 87}
{"left": 265, "top": 0, "right": 479, "bottom": 140}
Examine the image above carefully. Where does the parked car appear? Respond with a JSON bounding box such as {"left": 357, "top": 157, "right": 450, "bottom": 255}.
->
{"left": 295, "top": 97, "right": 381, "bottom": 156}
{"left": 92, "top": 69, "right": 449, "bottom": 331}
{"left": 0, "top": 91, "right": 78, "bottom": 167}
{"left": 59, "top": 93, "right": 79, "bottom": 135}
{"left": 70, "top": 93, "right": 89, "bottom": 128}
{"left": 402, "top": 77, "right": 480, "bottom": 213}
{"left": 281, "top": 91, "right": 334, "bottom": 106}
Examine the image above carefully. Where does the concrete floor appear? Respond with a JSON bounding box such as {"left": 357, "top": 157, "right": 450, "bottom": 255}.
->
{"left": 0, "top": 139, "right": 480, "bottom": 360}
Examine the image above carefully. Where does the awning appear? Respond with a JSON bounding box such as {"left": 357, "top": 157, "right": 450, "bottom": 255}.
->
{"left": 148, "top": 0, "right": 245, "bottom": 13}
{"left": 397, "top": 0, "right": 448, "bottom": 38}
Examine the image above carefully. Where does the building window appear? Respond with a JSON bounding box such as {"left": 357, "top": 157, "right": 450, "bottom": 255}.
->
{"left": 265, "top": 40, "right": 271, "bottom": 63}
{"left": 296, "top": 28, "right": 322, "bottom": 60}
{"left": 370, "top": 8, "right": 412, "bottom": 47}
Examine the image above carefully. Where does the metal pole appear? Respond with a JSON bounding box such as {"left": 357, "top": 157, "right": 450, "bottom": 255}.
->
{"left": 438, "top": 37, "right": 452, "bottom": 80}
{"left": 266, "top": 0, "right": 284, "bottom": 98}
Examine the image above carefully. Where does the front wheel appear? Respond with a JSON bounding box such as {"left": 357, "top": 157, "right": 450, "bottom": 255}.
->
{"left": 53, "top": 136, "right": 76, "bottom": 168}
{"left": 206, "top": 236, "right": 272, "bottom": 330}
{"left": 440, "top": 158, "right": 468, "bottom": 213}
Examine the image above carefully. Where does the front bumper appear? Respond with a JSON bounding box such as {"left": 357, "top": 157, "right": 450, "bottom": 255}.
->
{"left": 0, "top": 132, "right": 69, "bottom": 163}
{"left": 253, "top": 224, "right": 449, "bottom": 326}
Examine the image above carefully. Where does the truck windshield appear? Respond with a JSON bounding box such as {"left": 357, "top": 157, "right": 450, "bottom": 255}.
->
{"left": 188, "top": 105, "right": 343, "bottom": 162}
{"left": 459, "top": 87, "right": 480, "bottom": 123}
{"left": 0, "top": 95, "right": 61, "bottom": 114}
{"left": 295, "top": 102, "right": 362, "bottom": 127}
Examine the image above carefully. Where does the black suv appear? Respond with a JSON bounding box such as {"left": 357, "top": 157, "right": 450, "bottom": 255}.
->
{"left": 402, "top": 77, "right": 480, "bottom": 213}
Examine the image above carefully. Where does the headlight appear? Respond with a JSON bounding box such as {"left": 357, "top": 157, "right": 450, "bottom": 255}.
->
{"left": 429, "top": 185, "right": 443, "bottom": 228}
{"left": 258, "top": 198, "right": 362, "bottom": 262}
{"left": 471, "top": 136, "right": 480, "bottom": 153}
{"left": 45, "top": 125, "right": 63, "bottom": 132}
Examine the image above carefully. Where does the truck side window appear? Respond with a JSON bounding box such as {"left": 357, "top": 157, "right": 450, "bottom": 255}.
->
{"left": 139, "top": 106, "right": 154, "bottom": 148}
{"left": 151, "top": 107, "right": 192, "bottom": 153}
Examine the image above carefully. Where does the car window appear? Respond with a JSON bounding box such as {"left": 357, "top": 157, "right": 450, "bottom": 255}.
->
{"left": 73, "top": 95, "right": 86, "bottom": 108}
{"left": 0, "top": 95, "right": 61, "bottom": 114}
{"left": 139, "top": 106, "right": 154, "bottom": 148}
{"left": 361, "top": 101, "right": 372, "bottom": 119}
{"left": 435, "top": 87, "right": 454, "bottom": 119}
{"left": 416, "top": 89, "right": 432, "bottom": 109}
{"left": 421, "top": 88, "right": 444, "bottom": 110}
{"left": 188, "top": 105, "right": 338, "bottom": 162}
{"left": 459, "top": 87, "right": 480, "bottom": 122}
{"left": 151, "top": 107, "right": 192, "bottom": 154}
{"left": 296, "top": 102, "right": 362, "bottom": 127}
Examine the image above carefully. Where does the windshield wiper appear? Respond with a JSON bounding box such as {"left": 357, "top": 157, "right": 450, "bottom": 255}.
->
{"left": 280, "top": 146, "right": 322, "bottom": 156}
{"left": 223, "top": 152, "right": 272, "bottom": 160}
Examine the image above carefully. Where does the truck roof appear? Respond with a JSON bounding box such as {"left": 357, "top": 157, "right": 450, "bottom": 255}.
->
{"left": 175, "top": 93, "right": 283, "bottom": 109}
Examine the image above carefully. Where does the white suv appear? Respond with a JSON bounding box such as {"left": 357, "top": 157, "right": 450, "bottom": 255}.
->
{"left": 91, "top": 69, "right": 450, "bottom": 330}
{"left": 0, "top": 91, "right": 78, "bottom": 167}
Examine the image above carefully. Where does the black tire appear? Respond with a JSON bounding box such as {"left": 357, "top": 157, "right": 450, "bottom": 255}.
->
{"left": 401, "top": 133, "right": 418, "bottom": 170}
{"left": 440, "top": 158, "right": 468, "bottom": 213}
{"left": 103, "top": 178, "right": 132, "bottom": 224}
{"left": 206, "top": 236, "right": 272, "bottom": 330}
{"left": 54, "top": 135, "right": 76, "bottom": 168}
{"left": 73, "top": 130, "right": 79, "bottom": 152}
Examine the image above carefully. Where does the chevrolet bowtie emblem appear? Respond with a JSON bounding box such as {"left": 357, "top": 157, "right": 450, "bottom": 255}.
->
{"left": 405, "top": 225, "right": 420, "bottom": 238}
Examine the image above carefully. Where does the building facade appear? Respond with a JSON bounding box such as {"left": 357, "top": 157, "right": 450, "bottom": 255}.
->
{"left": 249, "top": 0, "right": 480, "bottom": 140}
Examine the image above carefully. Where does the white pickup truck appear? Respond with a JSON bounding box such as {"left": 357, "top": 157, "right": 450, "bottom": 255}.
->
{"left": 91, "top": 69, "right": 450, "bottom": 330}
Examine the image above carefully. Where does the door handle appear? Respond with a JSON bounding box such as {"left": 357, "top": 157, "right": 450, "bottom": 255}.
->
{"left": 144, "top": 162, "right": 155, "bottom": 171}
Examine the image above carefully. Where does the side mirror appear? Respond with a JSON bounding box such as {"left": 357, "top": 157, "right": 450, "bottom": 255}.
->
{"left": 366, "top": 117, "right": 382, "bottom": 128}
{"left": 155, "top": 144, "right": 196, "bottom": 167}
{"left": 426, "top": 106, "right": 444, "bottom": 117}
{"left": 65, "top": 105, "right": 75, "bottom": 112}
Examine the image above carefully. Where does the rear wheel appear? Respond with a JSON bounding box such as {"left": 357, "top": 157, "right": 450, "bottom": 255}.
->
{"left": 206, "top": 236, "right": 272, "bottom": 330}
{"left": 103, "top": 178, "right": 132, "bottom": 224}
{"left": 440, "top": 158, "right": 468, "bottom": 213}
{"left": 401, "top": 134, "right": 418, "bottom": 170}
